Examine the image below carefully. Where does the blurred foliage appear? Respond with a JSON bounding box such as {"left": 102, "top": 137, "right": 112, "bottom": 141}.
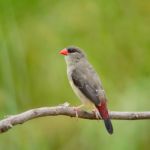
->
{"left": 0, "top": 0, "right": 150, "bottom": 149}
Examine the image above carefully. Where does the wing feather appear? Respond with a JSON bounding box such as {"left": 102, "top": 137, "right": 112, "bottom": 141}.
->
{"left": 71, "top": 69, "right": 102, "bottom": 105}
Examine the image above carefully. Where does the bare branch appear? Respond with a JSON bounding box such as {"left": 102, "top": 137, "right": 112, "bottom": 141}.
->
{"left": 0, "top": 105, "right": 150, "bottom": 133}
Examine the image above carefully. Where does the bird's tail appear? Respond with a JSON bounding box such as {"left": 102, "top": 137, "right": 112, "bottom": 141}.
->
{"left": 96, "top": 101, "right": 113, "bottom": 134}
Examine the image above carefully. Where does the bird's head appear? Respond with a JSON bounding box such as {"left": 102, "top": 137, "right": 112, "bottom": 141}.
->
{"left": 59, "top": 46, "right": 85, "bottom": 64}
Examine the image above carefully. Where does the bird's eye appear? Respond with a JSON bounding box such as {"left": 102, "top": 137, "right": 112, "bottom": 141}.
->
{"left": 67, "top": 48, "right": 77, "bottom": 53}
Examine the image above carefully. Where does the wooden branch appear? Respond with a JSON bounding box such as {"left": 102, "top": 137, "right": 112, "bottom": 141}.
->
{"left": 0, "top": 104, "right": 150, "bottom": 133}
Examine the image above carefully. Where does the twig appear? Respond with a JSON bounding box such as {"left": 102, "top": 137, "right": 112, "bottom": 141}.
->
{"left": 0, "top": 105, "right": 150, "bottom": 133}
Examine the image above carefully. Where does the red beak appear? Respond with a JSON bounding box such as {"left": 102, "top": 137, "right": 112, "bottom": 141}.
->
{"left": 59, "top": 48, "right": 68, "bottom": 55}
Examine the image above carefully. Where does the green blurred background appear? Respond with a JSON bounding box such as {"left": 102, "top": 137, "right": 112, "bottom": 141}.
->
{"left": 0, "top": 0, "right": 150, "bottom": 149}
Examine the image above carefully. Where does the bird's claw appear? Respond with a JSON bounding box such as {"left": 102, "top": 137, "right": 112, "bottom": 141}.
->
{"left": 92, "top": 109, "right": 101, "bottom": 119}
{"left": 73, "top": 104, "right": 84, "bottom": 118}
{"left": 73, "top": 107, "right": 80, "bottom": 118}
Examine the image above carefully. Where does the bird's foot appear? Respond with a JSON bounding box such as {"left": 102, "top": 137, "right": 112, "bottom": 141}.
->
{"left": 92, "top": 109, "right": 101, "bottom": 120}
{"left": 73, "top": 104, "right": 84, "bottom": 118}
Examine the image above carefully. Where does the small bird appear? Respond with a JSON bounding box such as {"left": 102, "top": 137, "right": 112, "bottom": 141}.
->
{"left": 59, "top": 46, "right": 113, "bottom": 134}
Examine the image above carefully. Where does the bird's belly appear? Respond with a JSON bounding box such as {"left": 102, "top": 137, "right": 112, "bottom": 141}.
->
{"left": 69, "top": 80, "right": 93, "bottom": 107}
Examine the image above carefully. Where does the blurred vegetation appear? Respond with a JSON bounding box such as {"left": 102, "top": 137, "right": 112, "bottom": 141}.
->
{"left": 0, "top": 0, "right": 150, "bottom": 149}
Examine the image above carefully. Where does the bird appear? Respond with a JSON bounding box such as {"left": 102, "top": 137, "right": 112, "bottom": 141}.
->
{"left": 59, "top": 46, "right": 113, "bottom": 134}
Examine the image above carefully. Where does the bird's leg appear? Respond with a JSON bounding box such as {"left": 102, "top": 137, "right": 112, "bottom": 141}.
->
{"left": 92, "top": 108, "right": 101, "bottom": 120}
{"left": 73, "top": 104, "right": 84, "bottom": 118}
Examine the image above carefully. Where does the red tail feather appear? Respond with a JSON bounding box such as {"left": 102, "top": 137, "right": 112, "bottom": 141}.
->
{"left": 96, "top": 101, "right": 113, "bottom": 134}
{"left": 97, "top": 101, "right": 109, "bottom": 119}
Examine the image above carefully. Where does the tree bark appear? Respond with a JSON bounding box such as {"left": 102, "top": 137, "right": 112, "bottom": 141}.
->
{"left": 0, "top": 105, "right": 150, "bottom": 133}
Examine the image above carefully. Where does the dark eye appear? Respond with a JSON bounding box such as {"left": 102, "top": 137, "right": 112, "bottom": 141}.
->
{"left": 67, "top": 48, "right": 77, "bottom": 53}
